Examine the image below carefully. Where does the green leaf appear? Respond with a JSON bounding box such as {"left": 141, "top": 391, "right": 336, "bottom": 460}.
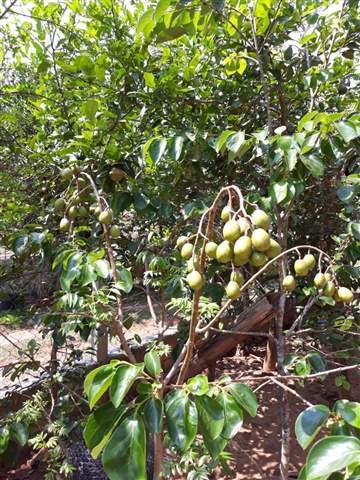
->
{"left": 102, "top": 416, "right": 146, "bottom": 480}
{"left": 144, "top": 398, "right": 163, "bottom": 433}
{"left": 13, "top": 235, "right": 29, "bottom": 257}
{"left": 226, "top": 131, "right": 245, "bottom": 153}
{"left": 60, "top": 266, "right": 81, "bottom": 292}
{"left": 306, "top": 436, "right": 360, "bottom": 479}
{"left": 84, "top": 365, "right": 116, "bottom": 410}
{"left": 149, "top": 138, "right": 167, "bottom": 164}
{"left": 79, "top": 263, "right": 97, "bottom": 286}
{"left": 203, "top": 433, "right": 228, "bottom": 460}
{"left": 285, "top": 148, "right": 297, "bottom": 171}
{"left": 215, "top": 130, "right": 235, "bottom": 153}
{"left": 196, "top": 395, "right": 225, "bottom": 440}
{"left": 300, "top": 154, "right": 324, "bottom": 177}
{"left": 335, "top": 400, "right": 360, "bottom": 429}
{"left": 110, "top": 363, "right": 142, "bottom": 408}
{"left": 144, "top": 351, "right": 161, "bottom": 378}
{"left": 115, "top": 267, "right": 133, "bottom": 294}
{"left": 84, "top": 402, "right": 127, "bottom": 459}
{"left": 223, "top": 54, "right": 247, "bottom": 75}
{"left": 165, "top": 389, "right": 198, "bottom": 451}
{"left": 337, "top": 185, "right": 356, "bottom": 203}
{"left": 335, "top": 121, "right": 360, "bottom": 143}
{"left": 82, "top": 99, "right": 99, "bottom": 122}
{"left": 350, "top": 222, "right": 360, "bottom": 240}
{"left": 295, "top": 405, "right": 329, "bottom": 449}
{"left": 298, "top": 111, "right": 318, "bottom": 131}
{"left": 10, "top": 422, "right": 28, "bottom": 447}
{"left": 187, "top": 374, "right": 209, "bottom": 396}
{"left": 137, "top": 9, "right": 155, "bottom": 39}
{"left": 269, "top": 181, "right": 288, "bottom": 204}
{"left": 278, "top": 136, "right": 292, "bottom": 151}
{"left": 111, "top": 192, "right": 133, "bottom": 214}
{"left": 94, "top": 259, "right": 111, "bottom": 279}
{"left": 170, "top": 135, "right": 185, "bottom": 161}
{"left": 144, "top": 72, "right": 156, "bottom": 88}
{"left": 307, "top": 353, "right": 326, "bottom": 373}
{"left": 218, "top": 392, "right": 244, "bottom": 439}
{"left": 228, "top": 383, "right": 257, "bottom": 417}
{"left": 0, "top": 427, "right": 10, "bottom": 454}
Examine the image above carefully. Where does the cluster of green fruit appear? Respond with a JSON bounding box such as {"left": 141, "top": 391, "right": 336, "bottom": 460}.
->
{"left": 54, "top": 167, "right": 125, "bottom": 239}
{"left": 177, "top": 207, "right": 281, "bottom": 299}
{"left": 282, "top": 257, "right": 353, "bottom": 303}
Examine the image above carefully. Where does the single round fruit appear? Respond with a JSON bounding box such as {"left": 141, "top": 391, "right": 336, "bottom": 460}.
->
{"left": 223, "top": 220, "right": 241, "bottom": 242}
{"left": 323, "top": 281, "right": 335, "bottom": 297}
{"left": 110, "top": 225, "right": 121, "bottom": 238}
{"left": 238, "top": 217, "right": 250, "bottom": 235}
{"left": 234, "top": 236, "right": 252, "bottom": 259}
{"left": 303, "top": 254, "right": 316, "bottom": 270}
{"left": 226, "top": 281, "right": 241, "bottom": 300}
{"left": 61, "top": 167, "right": 73, "bottom": 181}
{"left": 265, "top": 239, "right": 281, "bottom": 259}
{"left": 234, "top": 255, "right": 249, "bottom": 266}
{"left": 187, "top": 271, "right": 204, "bottom": 290}
{"left": 251, "top": 229, "right": 270, "bottom": 252}
{"left": 110, "top": 167, "right": 126, "bottom": 182}
{"left": 230, "top": 271, "right": 244, "bottom": 286}
{"left": 251, "top": 209, "right": 270, "bottom": 230}
{"left": 336, "top": 287, "right": 353, "bottom": 304}
{"left": 54, "top": 198, "right": 66, "bottom": 211}
{"left": 94, "top": 206, "right": 102, "bottom": 217}
{"left": 68, "top": 206, "right": 78, "bottom": 219}
{"left": 73, "top": 196, "right": 81, "bottom": 206}
{"left": 221, "top": 205, "right": 232, "bottom": 222}
{"left": 294, "top": 259, "right": 309, "bottom": 277}
{"left": 205, "top": 241, "right": 218, "bottom": 259}
{"left": 176, "top": 236, "right": 188, "bottom": 249}
{"left": 77, "top": 177, "right": 87, "bottom": 189}
{"left": 314, "top": 273, "right": 327, "bottom": 288}
{"left": 187, "top": 257, "right": 198, "bottom": 273}
{"left": 78, "top": 206, "right": 88, "bottom": 217}
{"left": 325, "top": 273, "right": 332, "bottom": 282}
{"left": 59, "top": 218, "right": 70, "bottom": 232}
{"left": 181, "top": 243, "right": 194, "bottom": 260}
{"left": 216, "top": 241, "right": 233, "bottom": 263}
{"left": 249, "top": 251, "right": 268, "bottom": 267}
{"left": 99, "top": 209, "right": 113, "bottom": 225}
{"left": 282, "top": 275, "right": 296, "bottom": 292}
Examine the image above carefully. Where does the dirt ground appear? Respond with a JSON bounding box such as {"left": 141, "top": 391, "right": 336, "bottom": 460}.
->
{"left": 0, "top": 294, "right": 358, "bottom": 480}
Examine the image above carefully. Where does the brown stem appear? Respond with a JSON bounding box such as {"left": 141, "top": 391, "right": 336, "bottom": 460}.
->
{"left": 81, "top": 173, "right": 135, "bottom": 363}
{"left": 153, "top": 387, "right": 164, "bottom": 479}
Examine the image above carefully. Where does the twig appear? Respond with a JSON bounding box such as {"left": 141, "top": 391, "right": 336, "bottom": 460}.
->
{"left": 270, "top": 378, "right": 313, "bottom": 407}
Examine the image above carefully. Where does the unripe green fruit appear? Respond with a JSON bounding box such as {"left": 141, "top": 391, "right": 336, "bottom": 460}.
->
{"left": 99, "top": 210, "right": 113, "bottom": 225}
{"left": 110, "top": 167, "right": 126, "bottom": 182}
{"left": 205, "top": 241, "right": 218, "bottom": 259}
{"left": 249, "top": 251, "right": 268, "bottom": 267}
{"left": 265, "top": 239, "right": 281, "bottom": 258}
{"left": 323, "top": 281, "right": 335, "bottom": 297}
{"left": 110, "top": 225, "right": 121, "bottom": 238}
{"left": 216, "top": 240, "right": 233, "bottom": 263}
{"left": 337, "top": 287, "right": 353, "bottom": 304}
{"left": 187, "top": 271, "right": 204, "bottom": 290}
{"left": 221, "top": 205, "right": 231, "bottom": 222}
{"left": 94, "top": 206, "right": 102, "bottom": 217}
{"left": 230, "top": 271, "right": 244, "bottom": 286}
{"left": 54, "top": 198, "right": 66, "bottom": 211}
{"left": 294, "top": 259, "right": 309, "bottom": 277}
{"left": 238, "top": 217, "right": 250, "bottom": 234}
{"left": 77, "top": 177, "right": 87, "bottom": 189}
{"left": 73, "top": 196, "right": 81, "bottom": 206}
{"left": 325, "top": 273, "right": 332, "bottom": 282}
{"left": 234, "top": 236, "right": 252, "bottom": 258}
{"left": 282, "top": 275, "right": 296, "bottom": 292}
{"left": 176, "top": 236, "right": 188, "bottom": 249}
{"left": 226, "top": 281, "right": 241, "bottom": 300}
{"left": 78, "top": 206, "right": 88, "bottom": 217}
{"left": 68, "top": 206, "right": 78, "bottom": 219}
{"left": 251, "top": 209, "right": 270, "bottom": 230}
{"left": 59, "top": 218, "right": 70, "bottom": 231}
{"left": 223, "top": 220, "right": 241, "bottom": 242}
{"left": 303, "top": 254, "right": 316, "bottom": 270}
{"left": 61, "top": 167, "right": 73, "bottom": 181}
{"left": 251, "top": 228, "right": 270, "bottom": 252}
{"left": 234, "top": 255, "right": 249, "bottom": 266}
{"left": 314, "top": 273, "right": 327, "bottom": 288}
{"left": 181, "top": 243, "right": 194, "bottom": 260}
